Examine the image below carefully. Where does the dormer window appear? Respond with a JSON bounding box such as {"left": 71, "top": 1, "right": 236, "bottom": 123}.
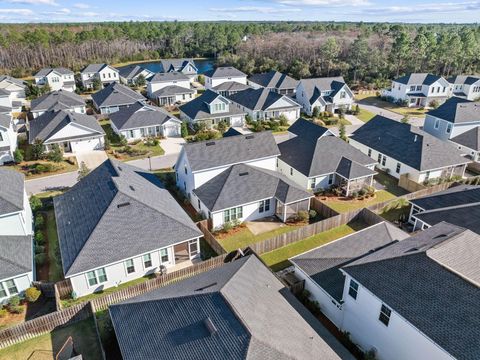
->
{"left": 409, "top": 85, "right": 416, "bottom": 92}
{"left": 416, "top": 85, "right": 421, "bottom": 91}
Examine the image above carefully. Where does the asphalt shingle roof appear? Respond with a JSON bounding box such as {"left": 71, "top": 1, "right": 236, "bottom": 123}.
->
{"left": 0, "top": 168, "right": 24, "bottom": 216}
{"left": 30, "top": 90, "right": 85, "bottom": 113}
{"left": 212, "top": 81, "right": 251, "bottom": 93}
{"left": 152, "top": 85, "right": 194, "bottom": 97}
{"left": 160, "top": 59, "right": 197, "bottom": 74}
{"left": 109, "top": 102, "right": 180, "bottom": 131}
{"left": 179, "top": 90, "right": 246, "bottom": 120}
{"left": 351, "top": 115, "right": 469, "bottom": 171}
{"left": 204, "top": 66, "right": 246, "bottom": 79}
{"left": 248, "top": 71, "right": 298, "bottom": 90}
{"left": 452, "top": 127, "right": 480, "bottom": 151}
{"left": 91, "top": 82, "right": 146, "bottom": 108}
{"left": 427, "top": 98, "right": 480, "bottom": 124}
{"left": 0, "top": 114, "right": 10, "bottom": 129}
{"left": 150, "top": 71, "right": 190, "bottom": 83}
{"left": 54, "top": 159, "right": 202, "bottom": 277}
{"left": 297, "top": 77, "right": 351, "bottom": 106}
{"left": 109, "top": 255, "right": 353, "bottom": 360}
{"left": 447, "top": 75, "right": 480, "bottom": 86}
{"left": 394, "top": 73, "right": 447, "bottom": 86}
{"left": 81, "top": 63, "right": 114, "bottom": 74}
{"left": 0, "top": 235, "right": 32, "bottom": 280}
{"left": 0, "top": 75, "right": 26, "bottom": 88}
{"left": 35, "top": 67, "right": 73, "bottom": 77}
{"left": 228, "top": 88, "right": 300, "bottom": 111}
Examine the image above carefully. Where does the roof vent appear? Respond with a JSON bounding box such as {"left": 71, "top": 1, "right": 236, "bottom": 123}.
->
{"left": 433, "top": 234, "right": 449, "bottom": 239}
{"left": 204, "top": 317, "right": 218, "bottom": 336}
{"left": 414, "top": 135, "right": 418, "bottom": 142}
{"left": 245, "top": 135, "right": 254, "bottom": 140}
{"left": 239, "top": 172, "right": 249, "bottom": 176}
{"left": 194, "top": 282, "right": 218, "bottom": 292}
{"left": 129, "top": 185, "right": 135, "bottom": 191}
{"left": 117, "top": 166, "right": 123, "bottom": 171}
{"left": 206, "top": 141, "right": 216, "bottom": 146}
{"left": 406, "top": 247, "right": 419, "bottom": 253}
{"left": 117, "top": 202, "right": 131, "bottom": 208}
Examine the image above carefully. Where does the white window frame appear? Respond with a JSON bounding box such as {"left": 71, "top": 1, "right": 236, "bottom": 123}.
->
{"left": 379, "top": 304, "right": 392, "bottom": 326}
{"left": 0, "top": 282, "right": 7, "bottom": 298}
{"left": 348, "top": 279, "right": 359, "bottom": 300}
{"left": 446, "top": 123, "right": 452, "bottom": 134}
{"left": 143, "top": 253, "right": 153, "bottom": 269}
{"left": 160, "top": 248, "right": 169, "bottom": 263}
{"left": 125, "top": 259, "right": 135, "bottom": 275}
{"left": 434, "top": 119, "right": 440, "bottom": 129}
{"left": 4, "top": 279, "right": 18, "bottom": 296}
{"left": 86, "top": 268, "right": 108, "bottom": 287}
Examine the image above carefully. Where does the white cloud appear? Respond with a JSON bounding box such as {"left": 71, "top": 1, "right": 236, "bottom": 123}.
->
{"left": 0, "top": 7, "right": 33, "bottom": 15}
{"left": 1, "top": 0, "right": 58, "bottom": 5}
{"left": 210, "top": 6, "right": 301, "bottom": 14}
{"left": 274, "top": 0, "right": 370, "bottom": 6}
{"left": 366, "top": 1, "right": 480, "bottom": 15}
{"left": 73, "top": 2, "right": 90, "bottom": 9}
{"left": 42, "top": 7, "right": 70, "bottom": 15}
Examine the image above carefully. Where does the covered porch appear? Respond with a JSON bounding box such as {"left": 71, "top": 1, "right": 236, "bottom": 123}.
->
{"left": 337, "top": 173, "right": 375, "bottom": 197}
{"left": 275, "top": 197, "right": 311, "bottom": 222}
{"left": 172, "top": 238, "right": 201, "bottom": 268}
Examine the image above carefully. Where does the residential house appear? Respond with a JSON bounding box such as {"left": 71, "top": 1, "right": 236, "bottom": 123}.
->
{"left": 118, "top": 65, "right": 155, "bottom": 86}
{"left": 30, "top": 90, "right": 86, "bottom": 118}
{"left": 294, "top": 221, "right": 480, "bottom": 360}
{"left": 295, "top": 77, "right": 354, "bottom": 115}
{"left": 109, "top": 255, "right": 354, "bottom": 360}
{"left": 448, "top": 75, "right": 480, "bottom": 101}
{"left": 408, "top": 185, "right": 480, "bottom": 233}
{"left": 91, "top": 82, "right": 146, "bottom": 114}
{"left": 160, "top": 59, "right": 198, "bottom": 82}
{"left": 384, "top": 73, "right": 450, "bottom": 107}
{"left": 0, "top": 88, "right": 21, "bottom": 116}
{"left": 0, "top": 168, "right": 34, "bottom": 302}
{"left": 34, "top": 67, "right": 76, "bottom": 92}
{"left": 29, "top": 110, "right": 105, "bottom": 153}
{"left": 81, "top": 63, "right": 119, "bottom": 90}
{"left": 54, "top": 159, "right": 203, "bottom": 297}
{"left": 0, "top": 75, "right": 26, "bottom": 105}
{"left": 147, "top": 72, "right": 195, "bottom": 106}
{"left": 0, "top": 114, "right": 17, "bottom": 165}
{"left": 204, "top": 66, "right": 247, "bottom": 90}
{"left": 248, "top": 70, "right": 299, "bottom": 95}
{"left": 424, "top": 98, "right": 480, "bottom": 161}
{"left": 212, "top": 81, "right": 251, "bottom": 97}
{"left": 350, "top": 116, "right": 469, "bottom": 184}
{"left": 228, "top": 88, "right": 301, "bottom": 123}
{"left": 277, "top": 119, "right": 377, "bottom": 196}
{"left": 110, "top": 102, "right": 182, "bottom": 140}
{"left": 179, "top": 90, "right": 246, "bottom": 128}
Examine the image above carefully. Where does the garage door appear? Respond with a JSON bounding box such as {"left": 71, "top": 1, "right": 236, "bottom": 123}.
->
{"left": 163, "top": 124, "right": 180, "bottom": 137}
{"left": 70, "top": 138, "right": 102, "bottom": 153}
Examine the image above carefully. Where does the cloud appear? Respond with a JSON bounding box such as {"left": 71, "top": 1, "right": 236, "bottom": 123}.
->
{"left": 273, "top": 0, "right": 371, "bottom": 6}
{"left": 366, "top": 1, "right": 480, "bottom": 15}
{"left": 42, "top": 7, "right": 70, "bottom": 15}
{"left": 1, "top": 0, "right": 58, "bottom": 5}
{"left": 210, "top": 6, "right": 302, "bottom": 14}
{"left": 73, "top": 2, "right": 90, "bottom": 9}
{"left": 0, "top": 7, "right": 33, "bottom": 15}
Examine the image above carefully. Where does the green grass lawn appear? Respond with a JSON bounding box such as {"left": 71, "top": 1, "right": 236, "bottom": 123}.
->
{"left": 261, "top": 220, "right": 366, "bottom": 271}
{"left": 374, "top": 171, "right": 409, "bottom": 197}
{"left": 379, "top": 198, "right": 411, "bottom": 223}
{"left": 0, "top": 318, "right": 103, "bottom": 360}
{"left": 355, "top": 108, "right": 376, "bottom": 122}
{"left": 356, "top": 95, "right": 428, "bottom": 118}
{"left": 320, "top": 190, "right": 397, "bottom": 213}
{"left": 46, "top": 210, "right": 64, "bottom": 282}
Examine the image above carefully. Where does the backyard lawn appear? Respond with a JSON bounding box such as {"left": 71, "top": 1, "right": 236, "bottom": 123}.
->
{"left": 374, "top": 171, "right": 409, "bottom": 197}
{"left": 0, "top": 318, "right": 103, "bottom": 360}
{"left": 355, "top": 107, "right": 376, "bottom": 122}
{"left": 356, "top": 94, "right": 428, "bottom": 117}
{"left": 319, "top": 190, "right": 396, "bottom": 213}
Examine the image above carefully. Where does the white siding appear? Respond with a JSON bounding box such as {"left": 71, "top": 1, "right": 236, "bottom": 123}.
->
{"left": 0, "top": 272, "right": 34, "bottom": 304}
{"left": 205, "top": 76, "right": 247, "bottom": 90}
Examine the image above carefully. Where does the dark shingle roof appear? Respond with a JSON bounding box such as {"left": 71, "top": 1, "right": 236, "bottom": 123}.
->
{"left": 223, "top": 127, "right": 243, "bottom": 137}
{"left": 117, "top": 65, "right": 153, "bottom": 81}
{"left": 181, "top": 131, "right": 279, "bottom": 172}
{"left": 0, "top": 75, "right": 26, "bottom": 88}
{"left": 54, "top": 159, "right": 202, "bottom": 277}
{"left": 150, "top": 71, "right": 190, "bottom": 83}
{"left": 427, "top": 98, "right": 480, "bottom": 124}
{"left": 447, "top": 75, "right": 480, "bottom": 85}
{"left": 204, "top": 66, "right": 246, "bottom": 79}
{"left": 248, "top": 71, "right": 298, "bottom": 90}
{"left": 297, "top": 77, "right": 351, "bottom": 106}
{"left": 0, "top": 168, "right": 24, "bottom": 216}
{"left": 228, "top": 88, "right": 300, "bottom": 111}
{"left": 30, "top": 90, "right": 85, "bottom": 113}
{"left": 0, "top": 114, "right": 10, "bottom": 129}
{"left": 351, "top": 116, "right": 469, "bottom": 171}
{"left": 291, "top": 222, "right": 408, "bottom": 301}
{"left": 179, "top": 90, "right": 245, "bottom": 120}
{"left": 91, "top": 82, "right": 146, "bottom": 108}
{"left": 160, "top": 59, "right": 197, "bottom": 74}
{"left": 451, "top": 127, "right": 480, "bottom": 151}
{"left": 153, "top": 85, "right": 194, "bottom": 98}
{"left": 109, "top": 255, "right": 353, "bottom": 360}
{"left": 343, "top": 222, "right": 480, "bottom": 360}
{"left": 411, "top": 185, "right": 480, "bottom": 210}
{"left": 110, "top": 102, "right": 180, "bottom": 131}
{"left": 212, "top": 81, "right": 251, "bottom": 93}
{"left": 0, "top": 235, "right": 32, "bottom": 280}
{"left": 81, "top": 63, "right": 115, "bottom": 74}
{"left": 29, "top": 110, "right": 104, "bottom": 144}
{"left": 35, "top": 67, "right": 73, "bottom": 77}
{"left": 394, "top": 73, "right": 447, "bottom": 86}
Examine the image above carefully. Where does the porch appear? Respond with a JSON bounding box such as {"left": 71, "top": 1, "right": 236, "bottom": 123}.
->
{"left": 337, "top": 174, "right": 375, "bottom": 196}
{"left": 275, "top": 198, "right": 311, "bottom": 222}
{"left": 172, "top": 238, "right": 201, "bottom": 269}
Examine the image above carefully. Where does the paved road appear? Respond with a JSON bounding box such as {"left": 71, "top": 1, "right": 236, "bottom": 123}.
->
{"left": 25, "top": 171, "right": 78, "bottom": 195}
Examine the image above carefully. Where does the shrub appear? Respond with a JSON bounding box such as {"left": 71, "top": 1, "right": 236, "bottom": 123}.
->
{"left": 181, "top": 121, "right": 188, "bottom": 138}
{"left": 8, "top": 295, "right": 20, "bottom": 307}
{"left": 0, "top": 308, "right": 7, "bottom": 318}
{"left": 13, "top": 148, "right": 24, "bottom": 163}
{"left": 25, "top": 287, "right": 41, "bottom": 303}
{"left": 35, "top": 245, "right": 45, "bottom": 254}
{"left": 34, "top": 231, "right": 45, "bottom": 245}
{"left": 308, "top": 209, "right": 317, "bottom": 219}
{"left": 297, "top": 210, "right": 309, "bottom": 223}
{"left": 47, "top": 144, "right": 64, "bottom": 163}
{"left": 77, "top": 161, "right": 90, "bottom": 181}
{"left": 278, "top": 114, "right": 289, "bottom": 127}
{"left": 34, "top": 213, "right": 44, "bottom": 229}
{"left": 31, "top": 138, "right": 45, "bottom": 160}
{"left": 401, "top": 115, "right": 409, "bottom": 124}
{"left": 119, "top": 135, "right": 128, "bottom": 147}
{"left": 222, "top": 221, "right": 233, "bottom": 233}
{"left": 428, "top": 100, "right": 439, "bottom": 109}
{"left": 35, "top": 253, "right": 47, "bottom": 265}
{"left": 144, "top": 137, "right": 159, "bottom": 147}
{"left": 312, "top": 106, "right": 321, "bottom": 119}
{"left": 268, "top": 120, "right": 280, "bottom": 132}
{"left": 30, "top": 195, "right": 42, "bottom": 213}
{"left": 9, "top": 306, "right": 23, "bottom": 314}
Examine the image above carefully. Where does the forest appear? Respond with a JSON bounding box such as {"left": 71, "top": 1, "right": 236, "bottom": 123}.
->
{"left": 0, "top": 21, "right": 478, "bottom": 87}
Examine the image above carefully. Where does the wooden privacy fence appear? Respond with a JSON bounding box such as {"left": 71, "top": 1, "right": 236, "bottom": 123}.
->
{"left": 197, "top": 220, "right": 226, "bottom": 255}
{"left": 55, "top": 279, "right": 74, "bottom": 300}
{"left": 310, "top": 198, "right": 340, "bottom": 218}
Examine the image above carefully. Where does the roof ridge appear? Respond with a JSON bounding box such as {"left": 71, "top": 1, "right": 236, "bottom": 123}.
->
{"left": 0, "top": 252, "right": 31, "bottom": 274}
{"left": 419, "top": 201, "right": 480, "bottom": 214}
{"left": 201, "top": 166, "right": 235, "bottom": 210}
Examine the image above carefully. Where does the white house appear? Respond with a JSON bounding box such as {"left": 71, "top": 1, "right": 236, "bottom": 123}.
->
{"left": 0, "top": 75, "right": 26, "bottom": 105}
{"left": 29, "top": 110, "right": 105, "bottom": 153}
{"left": 0, "top": 114, "right": 17, "bottom": 165}
{"left": 383, "top": 73, "right": 450, "bottom": 108}
{"left": 34, "top": 67, "right": 76, "bottom": 92}
{"left": 118, "top": 65, "right": 154, "bottom": 85}
{"left": 30, "top": 90, "right": 86, "bottom": 118}
{"left": 81, "top": 63, "right": 119, "bottom": 90}
{"left": 448, "top": 75, "right": 480, "bottom": 101}
{"left": 147, "top": 72, "right": 195, "bottom": 106}
{"left": 204, "top": 67, "right": 247, "bottom": 90}
{"left": 109, "top": 102, "right": 182, "bottom": 140}
{"left": 350, "top": 116, "right": 469, "bottom": 184}
{"left": 295, "top": 77, "right": 354, "bottom": 115}
{"left": 91, "top": 82, "right": 147, "bottom": 114}
{"left": 211, "top": 81, "right": 251, "bottom": 97}
{"left": 0, "top": 89, "right": 21, "bottom": 116}
{"left": 160, "top": 59, "right": 198, "bottom": 82}
{"left": 248, "top": 70, "right": 298, "bottom": 95}
{"left": 54, "top": 159, "right": 203, "bottom": 297}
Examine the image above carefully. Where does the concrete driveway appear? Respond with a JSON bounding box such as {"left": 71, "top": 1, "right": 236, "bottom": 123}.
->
{"left": 75, "top": 150, "right": 108, "bottom": 170}
{"left": 161, "top": 136, "right": 185, "bottom": 155}
{"left": 246, "top": 217, "right": 287, "bottom": 235}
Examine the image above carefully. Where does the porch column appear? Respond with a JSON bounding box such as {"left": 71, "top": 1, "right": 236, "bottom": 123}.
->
{"left": 346, "top": 181, "right": 350, "bottom": 197}
{"left": 283, "top": 203, "right": 287, "bottom": 223}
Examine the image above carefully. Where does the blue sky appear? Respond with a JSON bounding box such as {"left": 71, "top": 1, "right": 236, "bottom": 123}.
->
{"left": 0, "top": 0, "right": 479, "bottom": 23}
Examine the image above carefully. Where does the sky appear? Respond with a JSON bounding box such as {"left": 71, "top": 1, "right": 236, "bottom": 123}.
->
{"left": 0, "top": 0, "right": 479, "bottom": 23}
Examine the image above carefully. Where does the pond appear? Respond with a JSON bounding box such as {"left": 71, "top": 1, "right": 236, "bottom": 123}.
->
{"left": 138, "top": 58, "right": 215, "bottom": 74}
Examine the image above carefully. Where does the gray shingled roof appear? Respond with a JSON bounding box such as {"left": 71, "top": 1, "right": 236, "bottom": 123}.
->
{"left": 110, "top": 255, "right": 353, "bottom": 360}
{"left": 181, "top": 131, "right": 279, "bottom": 172}
{"left": 30, "top": 90, "right": 85, "bottom": 113}
{"left": 91, "top": 82, "right": 146, "bottom": 108}
{"left": 0, "top": 168, "right": 24, "bottom": 216}
{"left": 0, "top": 114, "right": 10, "bottom": 129}
{"left": 0, "top": 235, "right": 32, "bottom": 280}
{"left": 193, "top": 164, "right": 312, "bottom": 212}
{"left": 447, "top": 75, "right": 480, "bottom": 85}
{"left": 117, "top": 65, "right": 153, "bottom": 81}
{"left": 223, "top": 127, "right": 243, "bottom": 137}
{"left": 427, "top": 98, "right": 480, "bottom": 124}
{"left": 29, "top": 110, "right": 104, "bottom": 144}
{"left": 179, "top": 90, "right": 246, "bottom": 120}
{"left": 81, "top": 63, "right": 112, "bottom": 74}
{"left": 394, "top": 73, "right": 448, "bottom": 86}
{"left": 411, "top": 185, "right": 480, "bottom": 210}
{"left": 212, "top": 81, "right": 251, "bottom": 93}
{"left": 153, "top": 85, "right": 194, "bottom": 98}
{"left": 109, "top": 102, "right": 180, "bottom": 131}
{"left": 160, "top": 59, "right": 197, "bottom": 74}
{"left": 35, "top": 67, "right": 73, "bottom": 77}
{"left": 297, "top": 77, "right": 351, "bottom": 106}
{"left": 228, "top": 88, "right": 300, "bottom": 111}
{"left": 291, "top": 222, "right": 408, "bottom": 301}
{"left": 204, "top": 66, "right": 246, "bottom": 79}
{"left": 248, "top": 71, "right": 298, "bottom": 90}
{"left": 452, "top": 127, "right": 480, "bottom": 151}
{"left": 351, "top": 116, "right": 469, "bottom": 171}
{"left": 54, "top": 159, "right": 202, "bottom": 277}
{"left": 150, "top": 71, "right": 190, "bottom": 83}
{"left": 0, "top": 75, "right": 26, "bottom": 88}
{"left": 343, "top": 222, "right": 480, "bottom": 360}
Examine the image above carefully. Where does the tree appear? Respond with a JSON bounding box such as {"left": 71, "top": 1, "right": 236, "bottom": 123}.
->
{"left": 181, "top": 121, "right": 188, "bottom": 138}
{"left": 289, "top": 59, "right": 311, "bottom": 79}
{"left": 322, "top": 38, "right": 341, "bottom": 76}
{"left": 135, "top": 74, "right": 146, "bottom": 87}
{"left": 92, "top": 77, "right": 102, "bottom": 91}
{"left": 29, "top": 195, "right": 42, "bottom": 213}
{"left": 339, "top": 123, "right": 347, "bottom": 141}
{"left": 31, "top": 139, "right": 45, "bottom": 160}
{"left": 312, "top": 106, "right": 321, "bottom": 119}
{"left": 13, "top": 149, "right": 23, "bottom": 163}
{"left": 47, "top": 144, "right": 63, "bottom": 163}
{"left": 217, "top": 120, "right": 227, "bottom": 134}
{"left": 77, "top": 161, "right": 90, "bottom": 181}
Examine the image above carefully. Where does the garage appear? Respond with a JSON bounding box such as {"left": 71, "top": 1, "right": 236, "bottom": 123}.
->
{"left": 162, "top": 120, "right": 181, "bottom": 137}
{"left": 70, "top": 136, "right": 104, "bottom": 153}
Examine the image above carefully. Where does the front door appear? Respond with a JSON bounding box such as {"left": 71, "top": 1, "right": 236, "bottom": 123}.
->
{"left": 188, "top": 239, "right": 199, "bottom": 259}
{"left": 62, "top": 141, "right": 71, "bottom": 153}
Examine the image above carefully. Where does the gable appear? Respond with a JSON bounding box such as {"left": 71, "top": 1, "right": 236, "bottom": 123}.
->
{"left": 266, "top": 96, "right": 298, "bottom": 110}
{"left": 47, "top": 122, "right": 100, "bottom": 142}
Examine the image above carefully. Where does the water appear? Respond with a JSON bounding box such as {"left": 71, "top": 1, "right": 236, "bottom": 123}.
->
{"left": 139, "top": 59, "right": 215, "bottom": 74}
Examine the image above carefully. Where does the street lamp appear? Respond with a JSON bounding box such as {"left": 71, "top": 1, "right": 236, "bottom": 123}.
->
{"left": 148, "top": 155, "right": 152, "bottom": 171}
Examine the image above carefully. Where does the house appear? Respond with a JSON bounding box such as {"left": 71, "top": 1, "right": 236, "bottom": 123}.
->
{"left": 408, "top": 185, "right": 480, "bottom": 233}
{"left": 448, "top": 75, "right": 480, "bottom": 101}
{"left": 147, "top": 72, "right": 195, "bottom": 106}
{"left": 109, "top": 255, "right": 354, "bottom": 360}
{"left": 212, "top": 81, "right": 251, "bottom": 97}
{"left": 0, "top": 89, "right": 21, "bottom": 116}
{"left": 30, "top": 90, "right": 86, "bottom": 118}
{"left": 193, "top": 163, "right": 312, "bottom": 229}
{"left": 204, "top": 66, "right": 247, "bottom": 90}
{"left": 175, "top": 131, "right": 279, "bottom": 201}
{"left": 91, "top": 82, "right": 146, "bottom": 114}
{"left": 34, "top": 67, "right": 76, "bottom": 92}
{"left": 228, "top": 88, "right": 301, "bottom": 123}
{"left": 295, "top": 77, "right": 354, "bottom": 115}
{"left": 160, "top": 59, "right": 198, "bottom": 81}
{"left": 0, "top": 168, "right": 34, "bottom": 302}
{"left": 384, "top": 73, "right": 450, "bottom": 108}
{"left": 81, "top": 63, "right": 119, "bottom": 90}
{"left": 350, "top": 116, "right": 469, "bottom": 184}
{"left": 423, "top": 98, "right": 480, "bottom": 161}
{"left": 54, "top": 159, "right": 203, "bottom": 297}
{"left": 118, "top": 65, "right": 154, "bottom": 85}
{"left": 277, "top": 119, "right": 377, "bottom": 196}
{"left": 0, "top": 75, "right": 26, "bottom": 105}
{"left": 0, "top": 114, "right": 17, "bottom": 165}
{"left": 29, "top": 110, "right": 105, "bottom": 153}
{"left": 109, "top": 102, "right": 182, "bottom": 140}
{"left": 179, "top": 90, "right": 246, "bottom": 128}
{"left": 248, "top": 70, "right": 298, "bottom": 95}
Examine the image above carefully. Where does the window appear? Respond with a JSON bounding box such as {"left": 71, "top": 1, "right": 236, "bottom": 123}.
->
{"left": 340, "top": 91, "right": 346, "bottom": 99}
{"left": 434, "top": 119, "right": 440, "bottom": 129}
{"left": 396, "top": 162, "right": 401, "bottom": 174}
{"left": 259, "top": 199, "right": 270, "bottom": 213}
{"left": 379, "top": 304, "right": 392, "bottom": 326}
{"left": 0, "top": 283, "right": 6, "bottom": 298}
{"left": 125, "top": 259, "right": 135, "bottom": 274}
{"left": 143, "top": 254, "right": 152, "bottom": 268}
{"left": 416, "top": 85, "right": 422, "bottom": 91}
{"left": 97, "top": 268, "right": 107, "bottom": 282}
{"left": 310, "top": 179, "right": 316, "bottom": 189}
{"left": 5, "top": 280, "right": 17, "bottom": 295}
{"left": 425, "top": 171, "right": 430, "bottom": 181}
{"left": 160, "top": 248, "right": 169, "bottom": 263}
{"left": 348, "top": 279, "right": 359, "bottom": 300}
{"left": 198, "top": 199, "right": 201, "bottom": 210}
{"left": 184, "top": 163, "right": 188, "bottom": 174}
{"left": 381, "top": 155, "right": 386, "bottom": 166}
{"left": 409, "top": 85, "right": 416, "bottom": 92}
{"left": 368, "top": 149, "right": 372, "bottom": 157}
{"left": 108, "top": 73, "right": 111, "bottom": 78}
{"left": 328, "top": 173, "right": 334, "bottom": 185}
{"left": 290, "top": 167, "right": 293, "bottom": 176}
{"left": 224, "top": 207, "right": 243, "bottom": 222}
{"left": 377, "top": 153, "right": 382, "bottom": 163}
{"left": 128, "top": 130, "right": 134, "bottom": 138}
{"left": 446, "top": 123, "right": 452, "bottom": 134}
{"left": 87, "top": 271, "right": 98, "bottom": 286}
{"left": 102, "top": 73, "right": 106, "bottom": 79}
